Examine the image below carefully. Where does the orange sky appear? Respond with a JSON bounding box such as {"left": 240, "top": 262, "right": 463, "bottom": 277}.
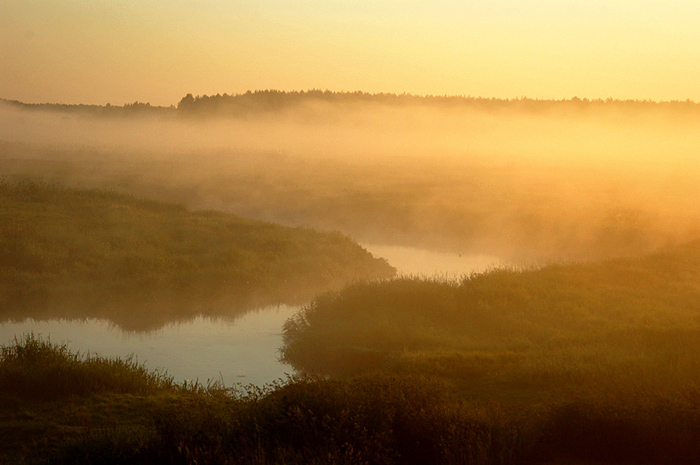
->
{"left": 2, "top": 0, "right": 700, "bottom": 106}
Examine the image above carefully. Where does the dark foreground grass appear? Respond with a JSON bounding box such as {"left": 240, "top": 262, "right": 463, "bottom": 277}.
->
{"left": 0, "top": 180, "right": 395, "bottom": 330}
{"left": 3, "top": 336, "right": 700, "bottom": 464}
{"left": 0, "top": 334, "right": 174, "bottom": 400}
{"left": 5, "top": 240, "right": 700, "bottom": 463}
{"left": 0, "top": 336, "right": 528, "bottom": 464}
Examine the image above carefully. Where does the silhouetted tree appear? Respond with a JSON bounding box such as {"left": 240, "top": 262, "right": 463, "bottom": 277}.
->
{"left": 177, "top": 93, "right": 196, "bottom": 112}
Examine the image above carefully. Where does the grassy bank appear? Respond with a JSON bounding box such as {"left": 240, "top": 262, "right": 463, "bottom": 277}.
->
{"left": 282, "top": 242, "right": 700, "bottom": 385}
{"left": 0, "top": 181, "right": 394, "bottom": 330}
{"left": 3, "top": 335, "right": 700, "bottom": 464}
{"left": 5, "top": 177, "right": 700, "bottom": 463}
{"left": 278, "top": 243, "right": 700, "bottom": 462}
{"left": 0, "top": 336, "right": 525, "bottom": 464}
{"left": 5, "top": 140, "right": 700, "bottom": 264}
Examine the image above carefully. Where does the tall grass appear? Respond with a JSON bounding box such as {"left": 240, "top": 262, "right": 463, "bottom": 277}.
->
{"left": 278, "top": 242, "right": 700, "bottom": 462}
{"left": 0, "top": 180, "right": 395, "bottom": 330}
{"left": 0, "top": 334, "right": 175, "bottom": 400}
{"left": 282, "top": 243, "right": 700, "bottom": 383}
{"left": 3, "top": 336, "right": 700, "bottom": 463}
{"left": 0, "top": 337, "right": 528, "bottom": 464}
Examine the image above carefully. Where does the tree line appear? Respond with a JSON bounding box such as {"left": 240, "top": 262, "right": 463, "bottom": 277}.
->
{"left": 3, "top": 90, "right": 700, "bottom": 118}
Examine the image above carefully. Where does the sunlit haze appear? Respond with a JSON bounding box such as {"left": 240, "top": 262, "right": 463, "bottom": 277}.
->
{"left": 5, "top": 2, "right": 700, "bottom": 461}
{"left": 2, "top": 0, "right": 700, "bottom": 105}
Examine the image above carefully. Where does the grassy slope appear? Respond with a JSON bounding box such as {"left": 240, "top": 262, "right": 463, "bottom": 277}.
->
{"left": 0, "top": 181, "right": 395, "bottom": 330}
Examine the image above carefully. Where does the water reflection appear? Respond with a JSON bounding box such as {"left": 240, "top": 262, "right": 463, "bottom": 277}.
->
{"left": 0, "top": 305, "right": 299, "bottom": 386}
{"left": 0, "top": 248, "right": 507, "bottom": 387}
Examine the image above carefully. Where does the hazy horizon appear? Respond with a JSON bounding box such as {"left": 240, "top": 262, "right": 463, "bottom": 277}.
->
{"left": 5, "top": 90, "right": 700, "bottom": 109}
{"left": 3, "top": 1, "right": 700, "bottom": 106}
{"left": 4, "top": 94, "right": 700, "bottom": 263}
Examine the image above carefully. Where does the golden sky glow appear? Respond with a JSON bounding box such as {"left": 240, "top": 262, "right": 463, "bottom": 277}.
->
{"left": 2, "top": 0, "right": 700, "bottom": 105}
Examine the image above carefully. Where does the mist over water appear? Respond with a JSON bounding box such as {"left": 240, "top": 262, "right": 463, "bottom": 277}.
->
{"left": 5, "top": 96, "right": 700, "bottom": 463}
{"left": 362, "top": 244, "right": 503, "bottom": 278}
{"left": 3, "top": 98, "right": 700, "bottom": 262}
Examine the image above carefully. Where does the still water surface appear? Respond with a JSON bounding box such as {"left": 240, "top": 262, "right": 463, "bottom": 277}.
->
{"left": 0, "top": 306, "right": 299, "bottom": 387}
{"left": 0, "top": 246, "right": 502, "bottom": 386}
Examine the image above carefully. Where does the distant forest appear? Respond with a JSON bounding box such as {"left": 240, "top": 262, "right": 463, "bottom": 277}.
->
{"left": 3, "top": 90, "right": 700, "bottom": 117}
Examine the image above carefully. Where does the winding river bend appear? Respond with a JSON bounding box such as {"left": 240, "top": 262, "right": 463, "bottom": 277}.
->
{"left": 0, "top": 246, "right": 502, "bottom": 386}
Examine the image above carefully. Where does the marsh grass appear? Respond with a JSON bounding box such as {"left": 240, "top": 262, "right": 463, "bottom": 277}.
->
{"left": 5, "top": 178, "right": 700, "bottom": 463}
{"left": 282, "top": 244, "right": 700, "bottom": 383}
{"left": 42, "top": 376, "right": 530, "bottom": 465}
{"left": 3, "top": 335, "right": 700, "bottom": 463}
{"left": 279, "top": 243, "right": 700, "bottom": 463}
{"left": 0, "top": 334, "right": 175, "bottom": 400}
{"left": 0, "top": 337, "right": 530, "bottom": 464}
{"left": 0, "top": 180, "right": 395, "bottom": 330}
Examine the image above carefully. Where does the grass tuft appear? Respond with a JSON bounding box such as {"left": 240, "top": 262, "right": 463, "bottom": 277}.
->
{"left": 0, "top": 334, "right": 175, "bottom": 400}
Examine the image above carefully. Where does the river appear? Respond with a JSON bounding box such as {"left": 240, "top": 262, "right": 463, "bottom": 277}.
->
{"left": 0, "top": 246, "right": 502, "bottom": 387}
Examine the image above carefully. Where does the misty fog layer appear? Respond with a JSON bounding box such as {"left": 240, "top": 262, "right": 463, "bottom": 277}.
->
{"left": 2, "top": 99, "right": 700, "bottom": 262}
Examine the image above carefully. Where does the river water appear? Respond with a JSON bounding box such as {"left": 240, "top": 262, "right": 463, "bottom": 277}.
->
{"left": 363, "top": 244, "right": 503, "bottom": 279}
{"left": 0, "top": 246, "right": 502, "bottom": 387}
{"left": 0, "top": 306, "right": 299, "bottom": 387}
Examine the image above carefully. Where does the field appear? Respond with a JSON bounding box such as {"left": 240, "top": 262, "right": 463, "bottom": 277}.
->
{"left": 6, "top": 0, "right": 700, "bottom": 461}
{"left": 4, "top": 96, "right": 700, "bottom": 264}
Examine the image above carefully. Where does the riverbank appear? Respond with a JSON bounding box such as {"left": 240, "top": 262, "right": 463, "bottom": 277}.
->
{"left": 0, "top": 181, "right": 395, "bottom": 330}
{"left": 3, "top": 334, "right": 699, "bottom": 464}
{"left": 282, "top": 242, "right": 700, "bottom": 391}
{"left": 278, "top": 242, "right": 700, "bottom": 463}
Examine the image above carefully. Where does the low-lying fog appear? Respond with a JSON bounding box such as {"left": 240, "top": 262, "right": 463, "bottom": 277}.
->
{"left": 3, "top": 98, "right": 700, "bottom": 262}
